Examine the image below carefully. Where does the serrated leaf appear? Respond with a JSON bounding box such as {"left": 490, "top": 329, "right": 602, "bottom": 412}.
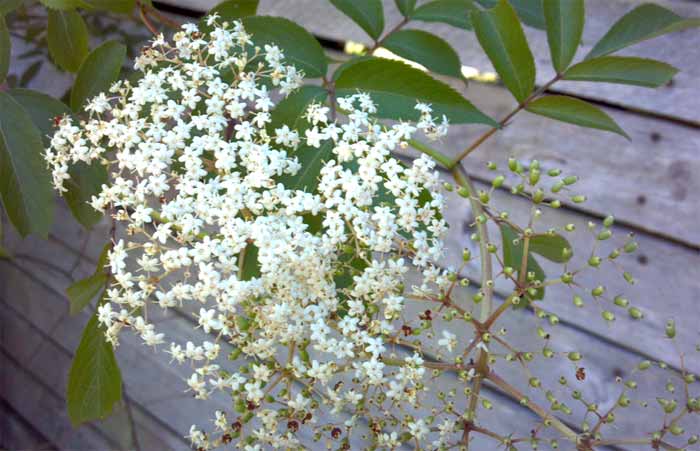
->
{"left": 564, "top": 56, "right": 678, "bottom": 88}
{"left": 330, "top": 0, "right": 384, "bottom": 40}
{"left": 529, "top": 233, "right": 572, "bottom": 263}
{"left": 71, "top": 40, "right": 126, "bottom": 112}
{"left": 382, "top": 29, "right": 462, "bottom": 78}
{"left": 268, "top": 85, "right": 328, "bottom": 132}
{"left": 543, "top": 0, "right": 584, "bottom": 73}
{"left": 0, "top": 92, "right": 54, "bottom": 238}
{"left": 412, "top": 0, "right": 475, "bottom": 30}
{"left": 471, "top": 0, "right": 535, "bottom": 102}
{"left": 526, "top": 95, "right": 628, "bottom": 139}
{"left": 395, "top": 0, "right": 416, "bottom": 17}
{"left": 203, "top": 0, "right": 258, "bottom": 28}
{"left": 0, "top": 0, "right": 23, "bottom": 15}
{"left": 67, "top": 273, "right": 107, "bottom": 315}
{"left": 241, "top": 16, "right": 327, "bottom": 78}
{"left": 476, "top": 0, "right": 545, "bottom": 30}
{"left": 9, "top": 88, "right": 70, "bottom": 146}
{"left": 82, "top": 0, "right": 135, "bottom": 13}
{"left": 0, "top": 18, "right": 9, "bottom": 83}
{"left": 63, "top": 161, "right": 107, "bottom": 229}
{"left": 501, "top": 223, "right": 545, "bottom": 303}
{"left": 587, "top": 4, "right": 700, "bottom": 59}
{"left": 67, "top": 313, "right": 122, "bottom": 426}
{"left": 334, "top": 57, "right": 496, "bottom": 125}
{"left": 47, "top": 10, "right": 89, "bottom": 73}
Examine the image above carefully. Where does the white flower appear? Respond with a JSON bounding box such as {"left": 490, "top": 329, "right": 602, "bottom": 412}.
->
{"left": 438, "top": 330, "right": 457, "bottom": 353}
{"left": 45, "top": 16, "right": 450, "bottom": 448}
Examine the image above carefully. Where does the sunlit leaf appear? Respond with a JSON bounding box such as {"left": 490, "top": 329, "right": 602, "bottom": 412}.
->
{"left": 564, "top": 56, "right": 678, "bottom": 88}
{"left": 382, "top": 29, "right": 462, "bottom": 78}
{"left": 47, "top": 10, "right": 89, "bottom": 73}
{"left": 71, "top": 40, "right": 126, "bottom": 111}
{"left": 543, "top": 0, "right": 584, "bottom": 73}
{"left": 330, "top": 0, "right": 384, "bottom": 40}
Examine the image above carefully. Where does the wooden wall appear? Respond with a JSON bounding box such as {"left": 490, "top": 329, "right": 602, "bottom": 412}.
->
{"left": 2, "top": 1, "right": 699, "bottom": 450}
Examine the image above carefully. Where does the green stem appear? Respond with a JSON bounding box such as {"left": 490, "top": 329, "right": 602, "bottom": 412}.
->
{"left": 447, "top": 74, "right": 562, "bottom": 169}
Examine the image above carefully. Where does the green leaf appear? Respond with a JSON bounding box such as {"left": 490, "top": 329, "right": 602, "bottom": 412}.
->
{"left": 0, "top": 0, "right": 23, "bottom": 15}
{"left": 526, "top": 95, "right": 628, "bottom": 139}
{"left": 395, "top": 0, "right": 416, "bottom": 17}
{"left": 330, "top": 0, "right": 384, "bottom": 40}
{"left": 242, "top": 16, "right": 327, "bottom": 78}
{"left": 543, "top": 0, "right": 584, "bottom": 73}
{"left": 67, "top": 273, "right": 107, "bottom": 315}
{"left": 268, "top": 85, "right": 328, "bottom": 132}
{"left": 500, "top": 223, "right": 545, "bottom": 303}
{"left": 40, "top": 0, "right": 89, "bottom": 10}
{"left": 382, "top": 29, "right": 462, "bottom": 78}
{"left": 239, "top": 242, "right": 260, "bottom": 280}
{"left": 412, "top": 0, "right": 475, "bottom": 30}
{"left": 334, "top": 57, "right": 496, "bottom": 125}
{"left": 63, "top": 161, "right": 107, "bottom": 228}
{"left": 67, "top": 313, "right": 122, "bottom": 426}
{"left": 587, "top": 4, "right": 700, "bottom": 59}
{"left": 71, "top": 40, "right": 126, "bottom": 112}
{"left": 471, "top": 0, "right": 536, "bottom": 102}
{"left": 0, "top": 219, "right": 11, "bottom": 259}
{"left": 8, "top": 88, "right": 70, "bottom": 146}
{"left": 47, "top": 10, "right": 89, "bottom": 73}
{"left": 0, "top": 92, "right": 54, "bottom": 238}
{"left": 82, "top": 0, "right": 135, "bottom": 13}
{"left": 0, "top": 18, "right": 9, "bottom": 84}
{"left": 204, "top": 0, "right": 258, "bottom": 26}
{"left": 279, "top": 140, "right": 334, "bottom": 193}
{"left": 564, "top": 56, "right": 678, "bottom": 88}
{"left": 529, "top": 233, "right": 572, "bottom": 263}
{"left": 476, "top": 0, "right": 546, "bottom": 30}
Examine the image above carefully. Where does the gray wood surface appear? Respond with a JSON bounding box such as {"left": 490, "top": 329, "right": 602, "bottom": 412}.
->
{"left": 2, "top": 1, "right": 699, "bottom": 449}
{"left": 250, "top": 0, "right": 700, "bottom": 124}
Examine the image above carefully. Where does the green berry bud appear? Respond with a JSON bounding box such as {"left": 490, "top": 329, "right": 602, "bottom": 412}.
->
{"left": 614, "top": 296, "right": 629, "bottom": 308}
{"left": 603, "top": 215, "right": 615, "bottom": 228}
{"left": 487, "top": 161, "right": 497, "bottom": 170}
{"left": 638, "top": 360, "right": 652, "bottom": 370}
{"left": 563, "top": 176, "right": 578, "bottom": 185}
{"left": 492, "top": 175, "right": 505, "bottom": 188}
{"left": 623, "top": 241, "right": 638, "bottom": 253}
{"left": 508, "top": 158, "right": 518, "bottom": 172}
{"left": 548, "top": 168, "right": 561, "bottom": 177}
{"left": 529, "top": 169, "right": 540, "bottom": 186}
{"left": 443, "top": 182, "right": 454, "bottom": 191}
{"left": 665, "top": 319, "right": 676, "bottom": 339}
{"left": 591, "top": 285, "right": 605, "bottom": 297}
{"left": 597, "top": 230, "right": 612, "bottom": 241}
{"left": 568, "top": 352, "right": 582, "bottom": 361}
{"left": 529, "top": 377, "right": 541, "bottom": 388}
{"left": 628, "top": 307, "right": 643, "bottom": 320}
{"left": 571, "top": 195, "right": 586, "bottom": 203}
{"left": 457, "top": 186, "right": 470, "bottom": 198}
{"left": 573, "top": 295, "right": 584, "bottom": 308}
{"left": 602, "top": 310, "right": 615, "bottom": 322}
{"left": 551, "top": 181, "right": 564, "bottom": 193}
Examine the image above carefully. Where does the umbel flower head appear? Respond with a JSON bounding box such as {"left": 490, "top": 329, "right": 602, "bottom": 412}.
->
{"left": 46, "top": 15, "right": 458, "bottom": 449}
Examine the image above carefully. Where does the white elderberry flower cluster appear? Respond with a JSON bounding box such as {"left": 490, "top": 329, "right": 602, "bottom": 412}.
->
{"left": 46, "top": 17, "right": 462, "bottom": 450}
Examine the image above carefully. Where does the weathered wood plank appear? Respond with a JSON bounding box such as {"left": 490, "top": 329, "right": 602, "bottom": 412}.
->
{"left": 413, "top": 81, "right": 700, "bottom": 248}
{"left": 247, "top": 0, "right": 700, "bottom": 124}
{"left": 0, "top": 399, "right": 58, "bottom": 450}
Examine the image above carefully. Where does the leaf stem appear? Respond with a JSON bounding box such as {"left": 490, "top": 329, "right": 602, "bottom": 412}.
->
{"left": 447, "top": 74, "right": 562, "bottom": 168}
{"left": 487, "top": 370, "right": 580, "bottom": 444}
